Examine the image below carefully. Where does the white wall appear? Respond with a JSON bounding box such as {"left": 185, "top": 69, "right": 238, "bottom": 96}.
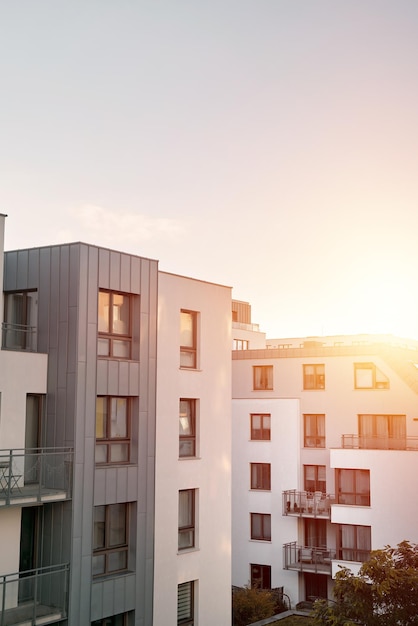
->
{"left": 154, "top": 272, "right": 232, "bottom": 626}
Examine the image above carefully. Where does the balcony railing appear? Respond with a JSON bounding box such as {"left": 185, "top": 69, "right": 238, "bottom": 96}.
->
{"left": 0, "top": 563, "right": 69, "bottom": 626}
{"left": 341, "top": 434, "right": 418, "bottom": 450}
{"left": 283, "top": 542, "right": 336, "bottom": 575}
{"left": 282, "top": 490, "right": 334, "bottom": 518}
{"left": 1, "top": 322, "right": 37, "bottom": 352}
{"left": 0, "top": 448, "right": 73, "bottom": 507}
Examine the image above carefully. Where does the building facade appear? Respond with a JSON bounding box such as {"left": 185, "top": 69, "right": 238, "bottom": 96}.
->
{"left": 232, "top": 303, "right": 418, "bottom": 606}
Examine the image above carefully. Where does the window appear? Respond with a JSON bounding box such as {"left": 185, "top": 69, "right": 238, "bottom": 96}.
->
{"left": 303, "top": 364, "right": 325, "bottom": 389}
{"left": 250, "top": 414, "right": 271, "bottom": 440}
{"left": 178, "top": 581, "right": 194, "bottom": 625}
{"left": 304, "top": 414, "right": 325, "bottom": 448}
{"left": 336, "top": 469, "right": 370, "bottom": 506}
{"left": 179, "top": 399, "right": 196, "bottom": 458}
{"left": 338, "top": 524, "right": 371, "bottom": 562}
{"left": 354, "top": 363, "right": 389, "bottom": 389}
{"left": 250, "top": 564, "right": 271, "bottom": 589}
{"left": 180, "top": 310, "right": 197, "bottom": 368}
{"left": 304, "top": 465, "right": 326, "bottom": 493}
{"left": 92, "top": 614, "right": 128, "bottom": 626}
{"left": 178, "top": 489, "right": 195, "bottom": 550}
{"left": 250, "top": 463, "right": 271, "bottom": 490}
{"left": 250, "top": 513, "right": 271, "bottom": 541}
{"left": 233, "top": 339, "right": 249, "bottom": 350}
{"left": 95, "top": 397, "right": 130, "bottom": 464}
{"left": 358, "top": 414, "right": 406, "bottom": 449}
{"left": 98, "top": 291, "right": 131, "bottom": 358}
{"left": 305, "top": 519, "right": 327, "bottom": 548}
{"left": 253, "top": 366, "right": 273, "bottom": 390}
{"left": 3, "top": 290, "right": 38, "bottom": 351}
{"left": 93, "top": 504, "right": 128, "bottom": 577}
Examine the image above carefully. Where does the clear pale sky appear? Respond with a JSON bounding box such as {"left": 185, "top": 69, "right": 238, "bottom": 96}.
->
{"left": 2, "top": 1, "right": 418, "bottom": 340}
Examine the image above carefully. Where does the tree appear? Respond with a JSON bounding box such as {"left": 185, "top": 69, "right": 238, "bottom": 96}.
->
{"left": 232, "top": 585, "right": 278, "bottom": 626}
{"left": 311, "top": 541, "right": 418, "bottom": 625}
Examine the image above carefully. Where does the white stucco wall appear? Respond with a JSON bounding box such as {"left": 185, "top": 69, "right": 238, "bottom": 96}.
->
{"left": 154, "top": 272, "right": 232, "bottom": 626}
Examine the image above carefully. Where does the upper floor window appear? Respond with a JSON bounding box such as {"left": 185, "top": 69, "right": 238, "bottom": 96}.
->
{"left": 250, "top": 463, "right": 271, "bottom": 490}
{"left": 178, "top": 489, "right": 196, "bottom": 550}
{"left": 253, "top": 366, "right": 273, "bottom": 390}
{"left": 304, "top": 465, "right": 326, "bottom": 493}
{"left": 338, "top": 524, "right": 371, "bottom": 562}
{"left": 303, "top": 364, "right": 325, "bottom": 390}
{"left": 358, "top": 414, "right": 406, "bottom": 449}
{"left": 250, "top": 513, "right": 271, "bottom": 541}
{"left": 179, "top": 399, "right": 197, "bottom": 458}
{"left": 93, "top": 503, "right": 129, "bottom": 577}
{"left": 250, "top": 414, "right": 271, "bottom": 441}
{"left": 3, "top": 290, "right": 38, "bottom": 351}
{"left": 95, "top": 397, "right": 130, "bottom": 464}
{"left": 304, "top": 414, "right": 325, "bottom": 448}
{"left": 178, "top": 581, "right": 194, "bottom": 626}
{"left": 354, "top": 362, "right": 389, "bottom": 389}
{"left": 98, "top": 291, "right": 131, "bottom": 359}
{"left": 233, "top": 339, "right": 249, "bottom": 350}
{"left": 180, "top": 310, "right": 197, "bottom": 369}
{"left": 336, "top": 469, "right": 370, "bottom": 506}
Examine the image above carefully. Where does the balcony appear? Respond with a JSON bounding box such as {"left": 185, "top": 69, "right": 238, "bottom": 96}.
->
{"left": 1, "top": 323, "right": 37, "bottom": 352}
{"left": 341, "top": 434, "right": 418, "bottom": 450}
{"left": 283, "top": 542, "right": 335, "bottom": 575}
{"left": 282, "top": 490, "right": 334, "bottom": 518}
{"left": 0, "top": 563, "right": 69, "bottom": 626}
{"left": 0, "top": 448, "right": 73, "bottom": 507}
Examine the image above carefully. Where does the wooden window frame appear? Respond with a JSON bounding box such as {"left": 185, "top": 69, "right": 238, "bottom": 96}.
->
{"left": 303, "top": 364, "right": 325, "bottom": 390}
{"left": 179, "top": 399, "right": 197, "bottom": 458}
{"left": 250, "top": 413, "right": 271, "bottom": 441}
{"left": 178, "top": 489, "right": 196, "bottom": 550}
{"left": 354, "top": 362, "right": 389, "bottom": 389}
{"left": 250, "top": 463, "right": 271, "bottom": 490}
{"left": 180, "top": 310, "right": 197, "bottom": 369}
{"left": 93, "top": 504, "right": 129, "bottom": 577}
{"left": 98, "top": 290, "right": 132, "bottom": 359}
{"left": 303, "top": 414, "right": 325, "bottom": 448}
{"left": 95, "top": 396, "right": 131, "bottom": 465}
{"left": 304, "top": 464, "right": 326, "bottom": 493}
{"left": 250, "top": 513, "right": 271, "bottom": 541}
{"left": 250, "top": 564, "right": 271, "bottom": 590}
{"left": 253, "top": 365, "right": 273, "bottom": 390}
{"left": 336, "top": 469, "right": 370, "bottom": 506}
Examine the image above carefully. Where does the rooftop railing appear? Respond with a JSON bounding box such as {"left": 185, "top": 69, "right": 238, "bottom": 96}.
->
{"left": 282, "top": 490, "right": 334, "bottom": 518}
{"left": 341, "top": 434, "right": 418, "bottom": 450}
{"left": 0, "top": 563, "right": 69, "bottom": 626}
{"left": 1, "top": 322, "right": 37, "bottom": 352}
{"left": 0, "top": 448, "right": 73, "bottom": 506}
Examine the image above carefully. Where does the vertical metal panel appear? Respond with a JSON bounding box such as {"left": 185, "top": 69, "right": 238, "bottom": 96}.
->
{"left": 3, "top": 250, "right": 18, "bottom": 290}
{"left": 58, "top": 245, "right": 70, "bottom": 323}
{"left": 98, "top": 248, "right": 110, "bottom": 289}
{"left": 105, "top": 466, "right": 118, "bottom": 502}
{"left": 120, "top": 254, "right": 131, "bottom": 293}
{"left": 116, "top": 466, "right": 128, "bottom": 503}
{"left": 28, "top": 248, "right": 40, "bottom": 287}
{"left": 118, "top": 360, "right": 130, "bottom": 396}
{"left": 109, "top": 251, "right": 121, "bottom": 291}
{"left": 130, "top": 255, "right": 141, "bottom": 292}
{"left": 16, "top": 249, "right": 29, "bottom": 288}
{"left": 49, "top": 247, "right": 61, "bottom": 350}
{"left": 87, "top": 246, "right": 99, "bottom": 324}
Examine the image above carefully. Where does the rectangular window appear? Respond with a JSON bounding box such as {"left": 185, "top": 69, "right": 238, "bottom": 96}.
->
{"left": 233, "top": 339, "right": 249, "bottom": 350}
{"left": 178, "top": 489, "right": 195, "bottom": 550}
{"left": 3, "top": 290, "right": 38, "bottom": 351}
{"left": 358, "top": 414, "right": 406, "bottom": 449}
{"left": 304, "top": 414, "right": 325, "bottom": 448}
{"left": 304, "top": 465, "right": 326, "bottom": 493}
{"left": 354, "top": 363, "right": 389, "bottom": 389}
{"left": 338, "top": 524, "right": 371, "bottom": 562}
{"left": 303, "top": 364, "right": 325, "bottom": 390}
{"left": 91, "top": 614, "right": 128, "bottom": 626}
{"left": 179, "top": 399, "right": 196, "bottom": 458}
{"left": 98, "top": 291, "right": 131, "bottom": 359}
{"left": 95, "top": 397, "right": 130, "bottom": 464}
{"left": 250, "top": 513, "right": 271, "bottom": 541}
{"left": 92, "top": 504, "right": 128, "bottom": 577}
{"left": 250, "top": 414, "right": 271, "bottom": 441}
{"left": 253, "top": 366, "right": 273, "bottom": 390}
{"left": 250, "top": 463, "right": 271, "bottom": 490}
{"left": 178, "top": 581, "right": 194, "bottom": 625}
{"left": 250, "top": 564, "right": 271, "bottom": 590}
{"left": 336, "top": 469, "right": 370, "bottom": 506}
{"left": 305, "top": 518, "right": 327, "bottom": 548}
{"left": 180, "top": 310, "right": 197, "bottom": 368}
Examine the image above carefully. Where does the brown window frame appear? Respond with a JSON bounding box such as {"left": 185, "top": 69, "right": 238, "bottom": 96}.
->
{"left": 354, "top": 362, "right": 389, "bottom": 389}
{"left": 98, "top": 290, "right": 132, "bottom": 359}
{"left": 250, "top": 564, "right": 271, "bottom": 589}
{"left": 179, "top": 399, "right": 196, "bottom": 458}
{"left": 250, "top": 513, "right": 271, "bottom": 541}
{"left": 95, "top": 396, "right": 131, "bottom": 465}
{"left": 178, "top": 489, "right": 196, "bottom": 550}
{"left": 253, "top": 365, "right": 273, "bottom": 390}
{"left": 303, "top": 364, "right": 325, "bottom": 390}
{"left": 92, "top": 503, "right": 129, "bottom": 578}
{"left": 304, "top": 464, "right": 326, "bottom": 493}
{"left": 250, "top": 463, "right": 271, "bottom": 490}
{"left": 304, "top": 414, "right": 325, "bottom": 448}
{"left": 336, "top": 469, "right": 370, "bottom": 506}
{"left": 180, "top": 310, "right": 197, "bottom": 369}
{"left": 338, "top": 524, "right": 371, "bottom": 562}
{"left": 178, "top": 581, "right": 194, "bottom": 625}
{"left": 250, "top": 414, "right": 271, "bottom": 441}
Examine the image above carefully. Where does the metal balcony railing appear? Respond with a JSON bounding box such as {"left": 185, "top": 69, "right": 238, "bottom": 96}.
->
{"left": 341, "top": 434, "right": 418, "bottom": 450}
{"left": 0, "top": 448, "right": 73, "bottom": 506}
{"left": 283, "top": 542, "right": 336, "bottom": 575}
{"left": 282, "top": 490, "right": 334, "bottom": 518}
{"left": 1, "top": 322, "right": 38, "bottom": 352}
{"left": 0, "top": 563, "right": 69, "bottom": 626}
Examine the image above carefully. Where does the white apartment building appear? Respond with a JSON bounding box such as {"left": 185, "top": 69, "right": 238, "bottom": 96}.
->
{"left": 232, "top": 302, "right": 418, "bottom": 607}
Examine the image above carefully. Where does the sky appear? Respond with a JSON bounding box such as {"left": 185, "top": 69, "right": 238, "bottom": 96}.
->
{"left": 1, "top": 1, "right": 418, "bottom": 340}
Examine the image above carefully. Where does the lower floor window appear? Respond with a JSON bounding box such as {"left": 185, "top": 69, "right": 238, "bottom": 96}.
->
{"left": 250, "top": 513, "right": 271, "bottom": 541}
{"left": 92, "top": 614, "right": 128, "bottom": 626}
{"left": 338, "top": 524, "right": 371, "bottom": 562}
{"left": 250, "top": 563, "right": 271, "bottom": 589}
{"left": 178, "top": 581, "right": 194, "bottom": 625}
{"left": 93, "top": 503, "right": 129, "bottom": 577}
